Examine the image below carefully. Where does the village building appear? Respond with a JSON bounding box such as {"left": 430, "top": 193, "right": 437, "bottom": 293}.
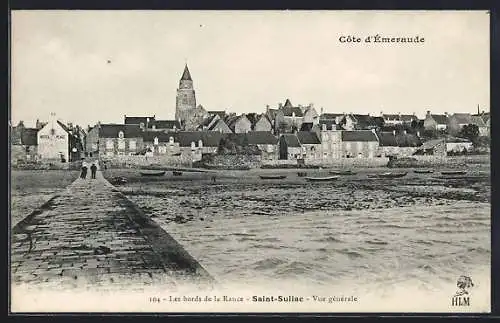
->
{"left": 471, "top": 114, "right": 489, "bottom": 137}
{"left": 341, "top": 130, "right": 379, "bottom": 158}
{"left": 252, "top": 113, "right": 273, "bottom": 132}
{"left": 447, "top": 113, "right": 473, "bottom": 136}
{"left": 319, "top": 129, "right": 343, "bottom": 159}
{"left": 302, "top": 105, "right": 320, "bottom": 126}
{"left": 423, "top": 111, "right": 449, "bottom": 131}
{"left": 445, "top": 137, "right": 474, "bottom": 154}
{"left": 174, "top": 131, "right": 224, "bottom": 162}
{"left": 11, "top": 127, "right": 38, "bottom": 165}
{"left": 37, "top": 114, "right": 83, "bottom": 162}
{"left": 278, "top": 134, "right": 303, "bottom": 160}
{"left": 86, "top": 124, "right": 143, "bottom": 157}
{"left": 198, "top": 114, "right": 232, "bottom": 133}
{"left": 342, "top": 114, "right": 378, "bottom": 131}
{"left": 377, "top": 130, "right": 422, "bottom": 157}
{"left": 141, "top": 131, "right": 181, "bottom": 156}
{"left": 221, "top": 131, "right": 279, "bottom": 160}
{"left": 296, "top": 131, "right": 322, "bottom": 160}
{"left": 414, "top": 139, "right": 447, "bottom": 156}
{"left": 175, "top": 64, "right": 209, "bottom": 130}
{"left": 226, "top": 114, "right": 252, "bottom": 133}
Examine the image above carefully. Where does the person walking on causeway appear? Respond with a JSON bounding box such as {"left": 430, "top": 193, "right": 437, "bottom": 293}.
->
{"left": 90, "top": 163, "right": 97, "bottom": 179}
{"left": 80, "top": 161, "right": 88, "bottom": 179}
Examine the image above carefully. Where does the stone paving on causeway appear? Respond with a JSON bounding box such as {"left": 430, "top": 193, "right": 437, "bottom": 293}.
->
{"left": 11, "top": 169, "right": 215, "bottom": 291}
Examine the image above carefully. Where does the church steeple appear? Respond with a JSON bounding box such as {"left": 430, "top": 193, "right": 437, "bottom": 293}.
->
{"left": 181, "top": 64, "right": 192, "bottom": 81}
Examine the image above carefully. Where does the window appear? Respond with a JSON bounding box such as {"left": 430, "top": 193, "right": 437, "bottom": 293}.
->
{"left": 169, "top": 137, "right": 174, "bottom": 144}
{"left": 106, "top": 139, "right": 114, "bottom": 150}
{"left": 129, "top": 140, "right": 136, "bottom": 151}
{"left": 118, "top": 131, "right": 124, "bottom": 139}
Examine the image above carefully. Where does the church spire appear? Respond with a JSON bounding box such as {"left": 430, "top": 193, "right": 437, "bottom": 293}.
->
{"left": 181, "top": 64, "right": 192, "bottom": 81}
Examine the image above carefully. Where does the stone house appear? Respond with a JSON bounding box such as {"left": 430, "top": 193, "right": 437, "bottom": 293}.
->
{"left": 198, "top": 114, "right": 232, "bottom": 133}
{"left": 302, "top": 106, "right": 320, "bottom": 126}
{"left": 141, "top": 131, "right": 181, "bottom": 156}
{"left": 174, "top": 131, "right": 224, "bottom": 162}
{"left": 423, "top": 111, "right": 449, "bottom": 131}
{"left": 253, "top": 114, "right": 273, "bottom": 132}
{"left": 342, "top": 114, "right": 378, "bottom": 131}
{"left": 245, "top": 131, "right": 279, "bottom": 160}
{"left": 471, "top": 115, "right": 489, "bottom": 137}
{"left": 278, "top": 99, "right": 305, "bottom": 132}
{"left": 296, "top": 131, "right": 322, "bottom": 160}
{"left": 445, "top": 137, "right": 474, "bottom": 153}
{"left": 447, "top": 113, "right": 473, "bottom": 136}
{"left": 227, "top": 114, "right": 252, "bottom": 133}
{"left": 86, "top": 124, "right": 143, "bottom": 157}
{"left": 377, "top": 130, "right": 422, "bottom": 157}
{"left": 278, "top": 134, "right": 303, "bottom": 160}
{"left": 37, "top": 114, "right": 76, "bottom": 162}
{"left": 11, "top": 127, "right": 38, "bottom": 164}
{"left": 341, "top": 130, "right": 379, "bottom": 158}
{"left": 319, "top": 129, "right": 343, "bottom": 159}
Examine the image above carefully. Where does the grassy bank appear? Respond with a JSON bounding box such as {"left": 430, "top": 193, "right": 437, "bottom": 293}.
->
{"left": 10, "top": 170, "right": 79, "bottom": 227}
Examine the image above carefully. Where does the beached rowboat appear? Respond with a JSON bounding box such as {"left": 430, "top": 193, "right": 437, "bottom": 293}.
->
{"left": 139, "top": 170, "right": 166, "bottom": 177}
{"left": 259, "top": 175, "right": 287, "bottom": 180}
{"left": 329, "top": 170, "right": 357, "bottom": 175}
{"left": 413, "top": 169, "right": 434, "bottom": 174}
{"left": 441, "top": 170, "right": 467, "bottom": 175}
{"left": 368, "top": 172, "right": 407, "bottom": 179}
{"left": 304, "top": 176, "right": 339, "bottom": 182}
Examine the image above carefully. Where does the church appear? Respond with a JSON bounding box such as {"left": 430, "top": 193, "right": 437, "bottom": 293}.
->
{"left": 175, "top": 64, "right": 208, "bottom": 130}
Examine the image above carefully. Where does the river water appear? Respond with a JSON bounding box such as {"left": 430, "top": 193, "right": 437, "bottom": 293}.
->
{"left": 116, "top": 169, "right": 490, "bottom": 312}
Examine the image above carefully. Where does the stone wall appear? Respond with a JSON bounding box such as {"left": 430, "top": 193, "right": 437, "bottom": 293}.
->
{"left": 307, "top": 157, "right": 390, "bottom": 168}
{"left": 389, "top": 155, "right": 490, "bottom": 168}
{"left": 210, "top": 154, "right": 262, "bottom": 168}
{"left": 100, "top": 155, "right": 192, "bottom": 168}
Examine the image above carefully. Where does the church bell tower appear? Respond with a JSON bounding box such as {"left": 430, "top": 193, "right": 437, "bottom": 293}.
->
{"left": 175, "top": 64, "right": 197, "bottom": 125}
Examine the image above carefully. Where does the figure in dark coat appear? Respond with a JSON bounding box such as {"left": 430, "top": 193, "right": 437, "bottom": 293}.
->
{"left": 80, "top": 161, "right": 88, "bottom": 179}
{"left": 90, "top": 163, "right": 97, "bottom": 179}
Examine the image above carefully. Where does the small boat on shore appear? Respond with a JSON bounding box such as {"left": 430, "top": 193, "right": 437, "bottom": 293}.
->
{"left": 139, "top": 170, "right": 166, "bottom": 177}
{"left": 329, "top": 170, "right": 357, "bottom": 175}
{"left": 441, "top": 170, "right": 467, "bottom": 175}
{"left": 297, "top": 171, "right": 308, "bottom": 177}
{"left": 259, "top": 175, "right": 287, "bottom": 180}
{"left": 413, "top": 169, "right": 434, "bottom": 174}
{"left": 173, "top": 171, "right": 183, "bottom": 176}
{"left": 304, "top": 176, "right": 339, "bottom": 182}
{"left": 368, "top": 172, "right": 407, "bottom": 179}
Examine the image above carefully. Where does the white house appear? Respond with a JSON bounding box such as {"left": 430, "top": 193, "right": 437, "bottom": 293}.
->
{"left": 37, "top": 113, "right": 70, "bottom": 162}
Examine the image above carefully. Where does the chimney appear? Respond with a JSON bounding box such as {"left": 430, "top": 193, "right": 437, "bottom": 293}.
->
{"left": 266, "top": 105, "right": 270, "bottom": 113}
{"left": 477, "top": 104, "right": 480, "bottom": 115}
{"left": 444, "top": 112, "right": 449, "bottom": 117}
{"left": 380, "top": 111, "right": 384, "bottom": 116}
{"left": 321, "top": 107, "right": 324, "bottom": 115}
{"left": 392, "top": 130, "right": 396, "bottom": 136}
{"left": 426, "top": 110, "right": 431, "bottom": 117}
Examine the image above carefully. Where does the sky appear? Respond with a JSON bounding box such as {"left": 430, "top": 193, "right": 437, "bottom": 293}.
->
{"left": 11, "top": 10, "right": 490, "bottom": 128}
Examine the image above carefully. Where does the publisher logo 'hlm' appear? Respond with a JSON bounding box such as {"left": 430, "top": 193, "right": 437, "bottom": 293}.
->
{"left": 451, "top": 276, "right": 474, "bottom": 307}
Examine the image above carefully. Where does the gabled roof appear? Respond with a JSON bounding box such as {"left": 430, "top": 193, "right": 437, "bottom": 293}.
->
{"left": 481, "top": 112, "right": 490, "bottom": 123}
{"left": 181, "top": 64, "right": 192, "bottom": 81}
{"left": 349, "top": 114, "right": 378, "bottom": 129}
{"left": 56, "top": 120, "right": 72, "bottom": 134}
{"left": 284, "top": 99, "right": 293, "bottom": 108}
{"left": 99, "top": 124, "right": 143, "bottom": 138}
{"left": 255, "top": 113, "right": 272, "bottom": 126}
{"left": 199, "top": 115, "right": 218, "bottom": 128}
{"left": 226, "top": 114, "right": 250, "bottom": 131}
{"left": 150, "top": 120, "right": 180, "bottom": 129}
{"left": 378, "top": 132, "right": 398, "bottom": 147}
{"left": 296, "top": 131, "right": 321, "bottom": 145}
{"left": 124, "top": 116, "right": 155, "bottom": 125}
{"left": 282, "top": 105, "right": 303, "bottom": 117}
{"left": 430, "top": 114, "right": 448, "bottom": 125}
{"left": 208, "top": 119, "right": 230, "bottom": 131}
{"left": 245, "top": 131, "right": 278, "bottom": 145}
{"left": 175, "top": 131, "right": 223, "bottom": 147}
{"left": 21, "top": 128, "right": 38, "bottom": 146}
{"left": 382, "top": 114, "right": 416, "bottom": 122}
{"left": 281, "top": 134, "right": 301, "bottom": 147}
{"left": 372, "top": 116, "right": 385, "bottom": 128}
{"left": 341, "top": 130, "right": 378, "bottom": 142}
{"left": 450, "top": 113, "right": 472, "bottom": 125}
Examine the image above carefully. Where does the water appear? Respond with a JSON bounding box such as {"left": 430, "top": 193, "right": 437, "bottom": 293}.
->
{"left": 118, "top": 170, "right": 490, "bottom": 311}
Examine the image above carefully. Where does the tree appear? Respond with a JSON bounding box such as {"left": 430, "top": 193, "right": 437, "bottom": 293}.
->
{"left": 458, "top": 124, "right": 479, "bottom": 145}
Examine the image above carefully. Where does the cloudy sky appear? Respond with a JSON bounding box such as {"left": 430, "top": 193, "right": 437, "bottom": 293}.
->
{"left": 11, "top": 10, "right": 489, "bottom": 127}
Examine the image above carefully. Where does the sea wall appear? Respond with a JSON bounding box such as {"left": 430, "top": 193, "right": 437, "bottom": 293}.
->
{"left": 389, "top": 154, "right": 490, "bottom": 168}
{"left": 100, "top": 155, "right": 192, "bottom": 168}
{"left": 210, "top": 154, "right": 262, "bottom": 168}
